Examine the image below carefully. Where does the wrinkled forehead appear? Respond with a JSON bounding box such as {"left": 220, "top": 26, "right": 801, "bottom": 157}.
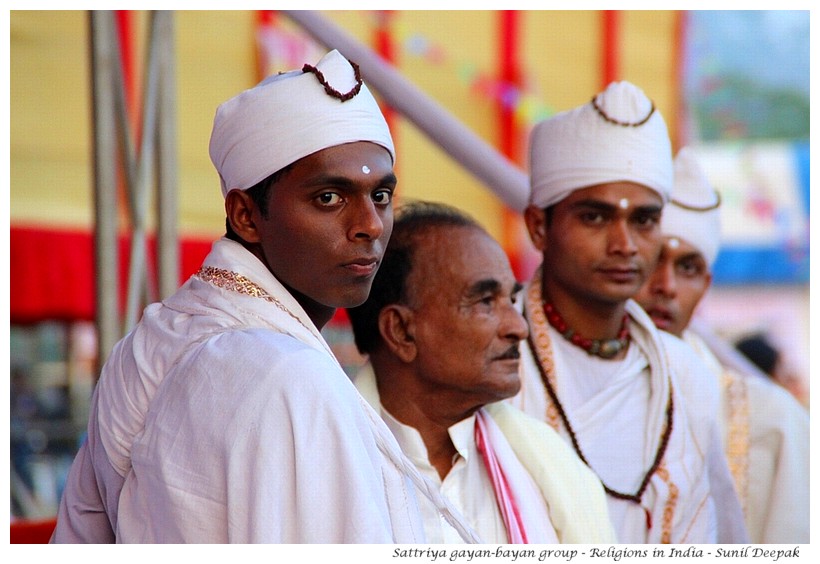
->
{"left": 408, "top": 226, "right": 514, "bottom": 298}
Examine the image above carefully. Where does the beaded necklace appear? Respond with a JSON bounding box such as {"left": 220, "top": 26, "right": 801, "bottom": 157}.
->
{"left": 542, "top": 302, "right": 630, "bottom": 359}
{"left": 524, "top": 281, "right": 674, "bottom": 505}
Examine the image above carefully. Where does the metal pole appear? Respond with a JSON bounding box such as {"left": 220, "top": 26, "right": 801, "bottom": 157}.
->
{"left": 155, "top": 11, "right": 179, "bottom": 300}
{"left": 283, "top": 10, "right": 530, "bottom": 212}
{"left": 123, "top": 10, "right": 163, "bottom": 330}
{"left": 89, "top": 11, "right": 120, "bottom": 371}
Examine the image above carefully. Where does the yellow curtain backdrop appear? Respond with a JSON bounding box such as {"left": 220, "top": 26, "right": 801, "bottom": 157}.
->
{"left": 10, "top": 10, "right": 679, "bottom": 248}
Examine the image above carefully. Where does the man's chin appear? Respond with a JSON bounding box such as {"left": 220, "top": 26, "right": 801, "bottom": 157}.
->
{"left": 489, "top": 370, "right": 522, "bottom": 400}
{"left": 334, "top": 286, "right": 374, "bottom": 310}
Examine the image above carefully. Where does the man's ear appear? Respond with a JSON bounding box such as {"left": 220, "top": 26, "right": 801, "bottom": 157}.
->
{"left": 377, "top": 304, "right": 417, "bottom": 363}
{"left": 225, "top": 189, "right": 260, "bottom": 243}
{"left": 524, "top": 204, "right": 548, "bottom": 251}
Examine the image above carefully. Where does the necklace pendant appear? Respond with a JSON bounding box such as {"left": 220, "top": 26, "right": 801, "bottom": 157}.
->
{"left": 598, "top": 339, "right": 622, "bottom": 359}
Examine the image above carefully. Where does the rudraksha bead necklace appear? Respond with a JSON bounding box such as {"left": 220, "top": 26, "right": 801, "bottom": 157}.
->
{"left": 543, "top": 302, "right": 630, "bottom": 359}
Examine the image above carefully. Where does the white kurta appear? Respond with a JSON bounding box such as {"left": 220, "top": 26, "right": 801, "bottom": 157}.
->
{"left": 385, "top": 411, "right": 556, "bottom": 544}
{"left": 510, "top": 279, "right": 748, "bottom": 544}
{"left": 685, "top": 330, "right": 810, "bottom": 544}
{"left": 52, "top": 238, "right": 475, "bottom": 543}
{"left": 356, "top": 365, "right": 617, "bottom": 544}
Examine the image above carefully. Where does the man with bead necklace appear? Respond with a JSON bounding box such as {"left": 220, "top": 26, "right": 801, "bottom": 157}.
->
{"left": 634, "top": 147, "right": 809, "bottom": 544}
{"left": 509, "top": 81, "right": 748, "bottom": 543}
{"left": 51, "top": 50, "right": 477, "bottom": 543}
{"left": 347, "top": 201, "right": 616, "bottom": 544}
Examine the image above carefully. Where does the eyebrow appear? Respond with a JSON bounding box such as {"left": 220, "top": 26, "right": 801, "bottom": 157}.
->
{"left": 465, "top": 279, "right": 523, "bottom": 297}
{"left": 568, "top": 199, "right": 616, "bottom": 212}
{"left": 675, "top": 252, "right": 706, "bottom": 263}
{"left": 569, "top": 199, "right": 663, "bottom": 215}
{"left": 304, "top": 172, "right": 398, "bottom": 190}
{"left": 465, "top": 279, "right": 501, "bottom": 298}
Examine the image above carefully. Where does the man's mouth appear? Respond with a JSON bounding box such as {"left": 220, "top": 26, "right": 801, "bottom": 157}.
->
{"left": 647, "top": 307, "right": 674, "bottom": 331}
{"left": 598, "top": 266, "right": 640, "bottom": 283}
{"left": 342, "top": 257, "right": 379, "bottom": 277}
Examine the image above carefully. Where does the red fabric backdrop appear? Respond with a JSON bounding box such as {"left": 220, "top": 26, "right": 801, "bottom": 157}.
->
{"left": 10, "top": 226, "right": 213, "bottom": 324}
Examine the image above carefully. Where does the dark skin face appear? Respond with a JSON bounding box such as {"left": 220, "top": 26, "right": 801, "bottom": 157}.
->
{"left": 634, "top": 236, "right": 712, "bottom": 337}
{"left": 524, "top": 182, "right": 664, "bottom": 342}
{"left": 372, "top": 226, "right": 528, "bottom": 478}
{"left": 225, "top": 141, "right": 396, "bottom": 330}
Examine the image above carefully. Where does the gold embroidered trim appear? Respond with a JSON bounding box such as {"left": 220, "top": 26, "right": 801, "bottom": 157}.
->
{"left": 523, "top": 278, "right": 561, "bottom": 431}
{"left": 194, "top": 266, "right": 313, "bottom": 334}
{"left": 655, "top": 462, "right": 679, "bottom": 544}
{"left": 721, "top": 371, "right": 750, "bottom": 516}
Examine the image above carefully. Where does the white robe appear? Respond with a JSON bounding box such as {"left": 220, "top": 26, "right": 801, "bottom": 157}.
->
{"left": 685, "top": 330, "right": 810, "bottom": 544}
{"left": 356, "top": 365, "right": 616, "bottom": 544}
{"left": 510, "top": 279, "right": 748, "bottom": 544}
{"left": 52, "top": 238, "right": 476, "bottom": 543}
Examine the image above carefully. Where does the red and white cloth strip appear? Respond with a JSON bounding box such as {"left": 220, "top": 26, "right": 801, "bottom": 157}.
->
{"left": 474, "top": 409, "right": 529, "bottom": 544}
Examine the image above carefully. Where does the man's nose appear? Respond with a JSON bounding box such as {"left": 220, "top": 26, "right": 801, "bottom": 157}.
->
{"left": 349, "top": 198, "right": 385, "bottom": 241}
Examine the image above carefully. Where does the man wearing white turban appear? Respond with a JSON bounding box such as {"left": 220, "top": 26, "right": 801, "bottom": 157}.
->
{"left": 510, "top": 82, "right": 748, "bottom": 543}
{"left": 635, "top": 147, "right": 809, "bottom": 544}
{"left": 52, "top": 50, "right": 476, "bottom": 543}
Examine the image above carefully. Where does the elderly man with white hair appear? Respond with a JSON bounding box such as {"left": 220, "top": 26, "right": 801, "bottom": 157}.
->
{"left": 51, "top": 50, "right": 476, "bottom": 544}
{"left": 635, "top": 147, "right": 810, "bottom": 544}
{"left": 510, "top": 82, "right": 748, "bottom": 543}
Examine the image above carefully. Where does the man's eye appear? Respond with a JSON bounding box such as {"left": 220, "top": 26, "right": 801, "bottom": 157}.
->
{"left": 635, "top": 214, "right": 659, "bottom": 227}
{"left": 317, "top": 193, "right": 342, "bottom": 206}
{"left": 677, "top": 261, "right": 702, "bottom": 277}
{"left": 372, "top": 190, "right": 393, "bottom": 205}
{"left": 476, "top": 294, "right": 499, "bottom": 309}
{"left": 581, "top": 212, "right": 605, "bottom": 224}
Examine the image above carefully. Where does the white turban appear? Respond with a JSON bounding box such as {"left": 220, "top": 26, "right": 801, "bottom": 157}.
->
{"left": 209, "top": 49, "right": 395, "bottom": 198}
{"left": 661, "top": 147, "right": 722, "bottom": 267}
{"left": 529, "top": 81, "right": 673, "bottom": 209}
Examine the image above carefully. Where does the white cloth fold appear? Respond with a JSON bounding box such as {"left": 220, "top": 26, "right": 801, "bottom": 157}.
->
{"left": 685, "top": 330, "right": 810, "bottom": 543}
{"left": 474, "top": 410, "right": 529, "bottom": 543}
{"left": 56, "top": 238, "right": 481, "bottom": 543}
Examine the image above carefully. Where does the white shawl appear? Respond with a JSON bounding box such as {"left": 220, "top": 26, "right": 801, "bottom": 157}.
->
{"left": 685, "top": 330, "right": 810, "bottom": 544}
{"left": 94, "top": 237, "right": 477, "bottom": 543}
{"left": 511, "top": 276, "right": 747, "bottom": 543}
{"left": 356, "top": 364, "right": 616, "bottom": 544}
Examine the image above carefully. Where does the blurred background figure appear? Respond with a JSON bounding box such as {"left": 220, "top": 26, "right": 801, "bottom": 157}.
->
{"left": 735, "top": 332, "right": 808, "bottom": 406}
{"left": 634, "top": 146, "right": 809, "bottom": 544}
